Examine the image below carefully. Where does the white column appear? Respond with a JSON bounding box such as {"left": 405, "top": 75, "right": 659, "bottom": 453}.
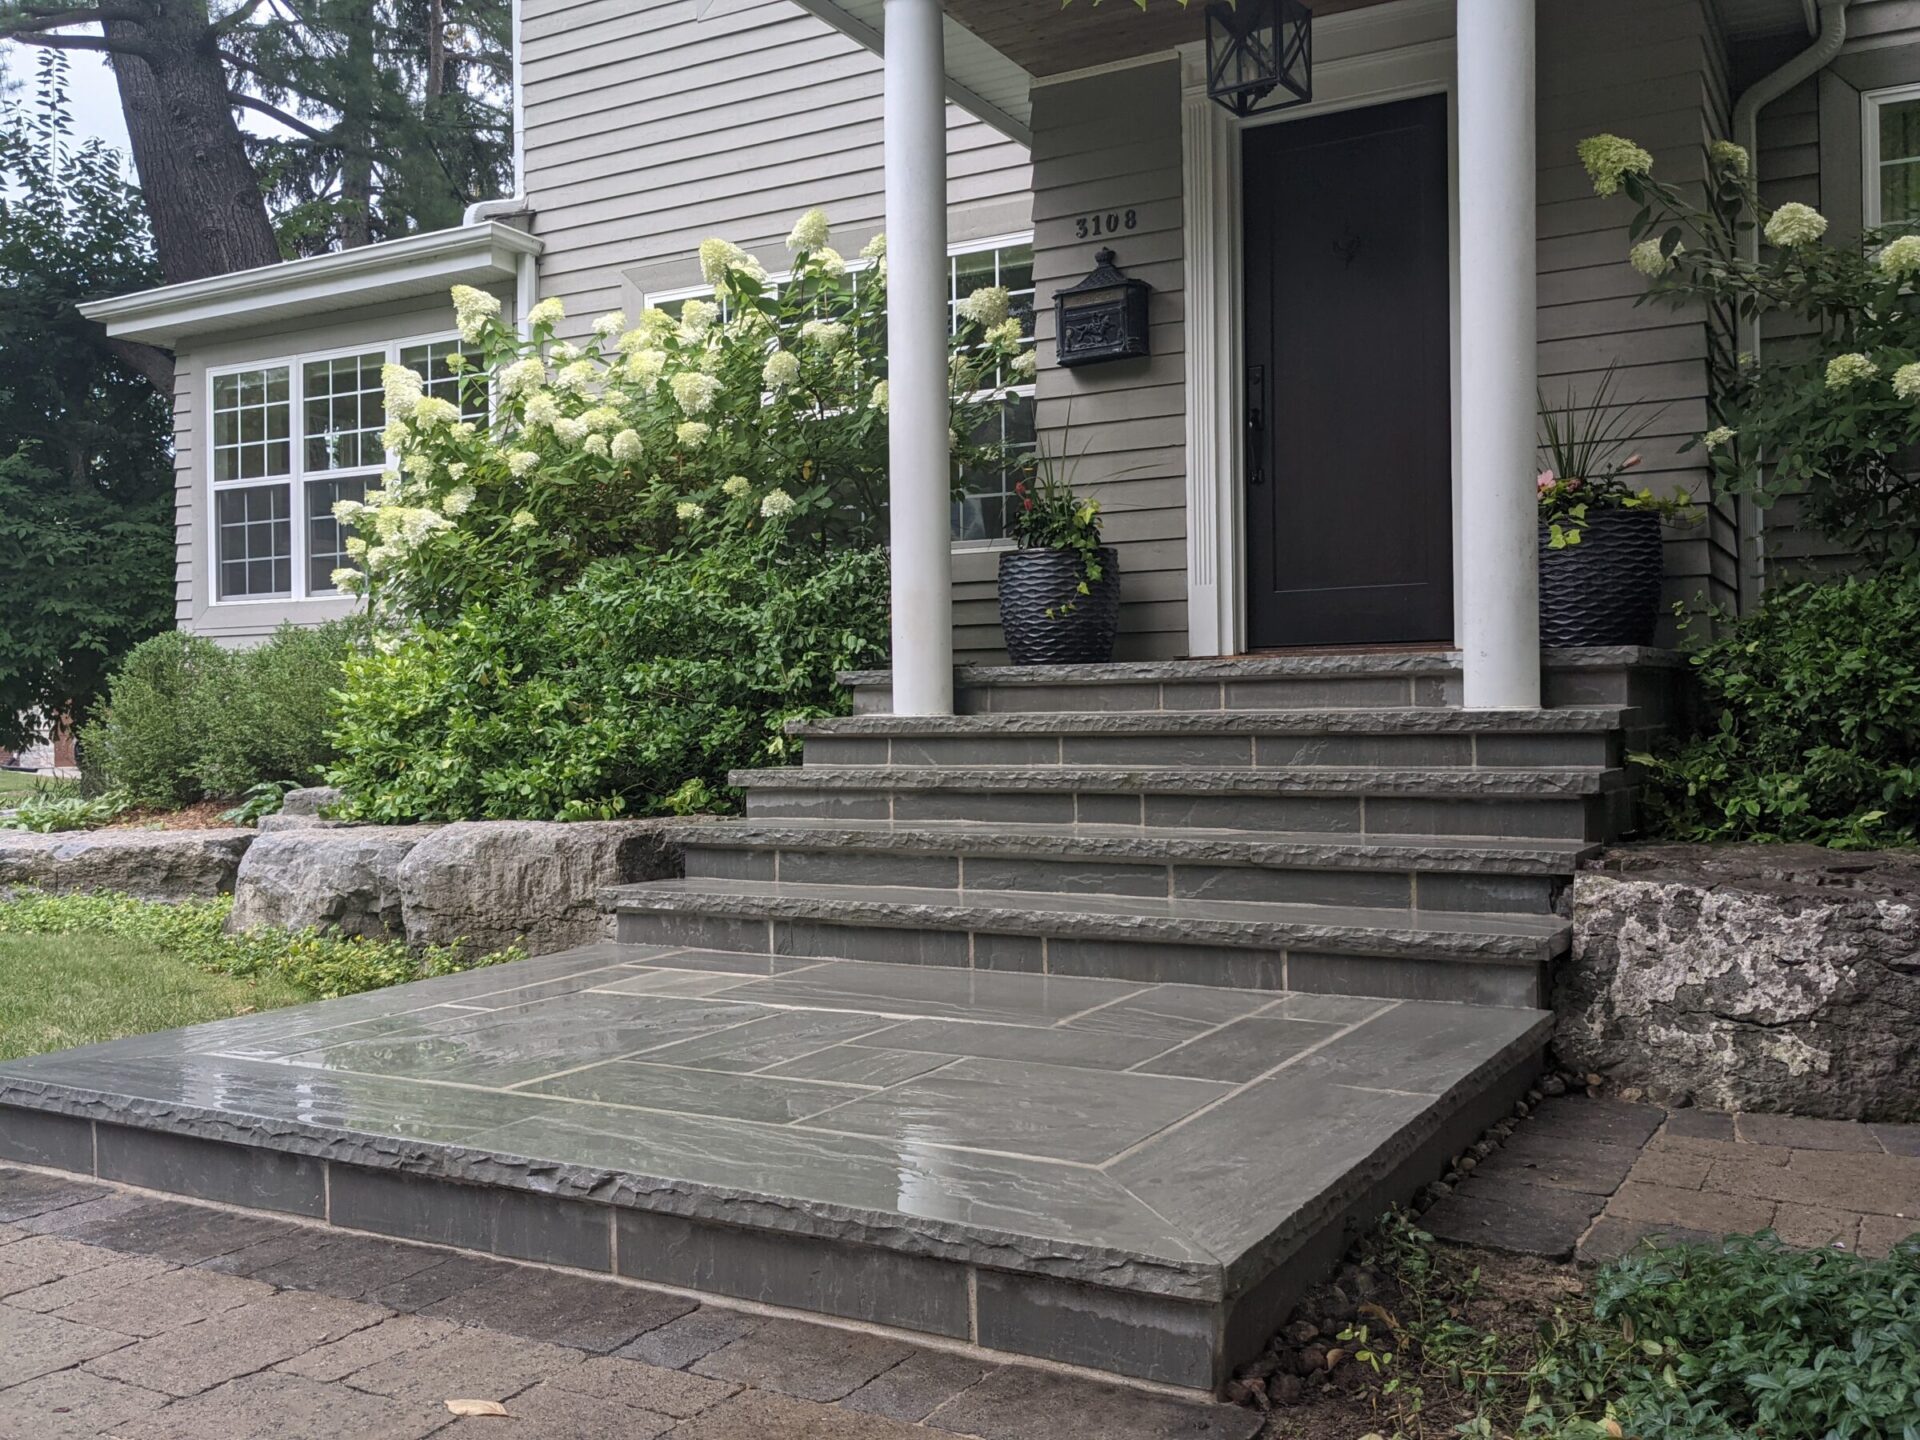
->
{"left": 1456, "top": 0, "right": 1541, "bottom": 710}
{"left": 884, "top": 0, "right": 953, "bottom": 716}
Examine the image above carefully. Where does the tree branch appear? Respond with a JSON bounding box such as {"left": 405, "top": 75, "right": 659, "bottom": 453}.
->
{"left": 209, "top": 0, "right": 273, "bottom": 37}
{"left": 230, "top": 91, "right": 334, "bottom": 142}
{"left": 103, "top": 336, "right": 175, "bottom": 399}
{"left": 0, "top": 29, "right": 122, "bottom": 53}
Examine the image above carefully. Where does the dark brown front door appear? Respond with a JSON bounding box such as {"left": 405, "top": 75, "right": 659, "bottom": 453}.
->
{"left": 1242, "top": 93, "right": 1453, "bottom": 649}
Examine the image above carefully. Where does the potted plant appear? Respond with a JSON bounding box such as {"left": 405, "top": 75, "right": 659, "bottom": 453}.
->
{"left": 1536, "top": 366, "right": 1690, "bottom": 647}
{"left": 999, "top": 450, "right": 1120, "bottom": 665}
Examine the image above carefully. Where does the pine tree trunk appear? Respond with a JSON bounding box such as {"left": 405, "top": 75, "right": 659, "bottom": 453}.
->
{"left": 104, "top": 4, "right": 279, "bottom": 284}
{"left": 338, "top": 0, "right": 375, "bottom": 248}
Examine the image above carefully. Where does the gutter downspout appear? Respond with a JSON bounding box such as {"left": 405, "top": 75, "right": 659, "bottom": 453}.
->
{"left": 463, "top": 0, "right": 536, "bottom": 338}
{"left": 1730, "top": 0, "right": 1852, "bottom": 611}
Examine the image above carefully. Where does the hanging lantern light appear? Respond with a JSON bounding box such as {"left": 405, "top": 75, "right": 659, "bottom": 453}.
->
{"left": 1204, "top": 0, "right": 1312, "bottom": 118}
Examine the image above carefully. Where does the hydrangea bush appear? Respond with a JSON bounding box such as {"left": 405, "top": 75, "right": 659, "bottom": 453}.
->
{"left": 1581, "top": 133, "right": 1920, "bottom": 565}
{"left": 325, "top": 211, "right": 1032, "bottom": 821}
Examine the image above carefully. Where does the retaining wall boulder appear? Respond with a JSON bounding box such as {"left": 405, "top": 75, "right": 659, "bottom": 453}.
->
{"left": 0, "top": 829, "right": 255, "bottom": 901}
{"left": 1556, "top": 844, "right": 1920, "bottom": 1121}
{"left": 398, "top": 819, "right": 684, "bottom": 956}
{"left": 227, "top": 826, "right": 436, "bottom": 939}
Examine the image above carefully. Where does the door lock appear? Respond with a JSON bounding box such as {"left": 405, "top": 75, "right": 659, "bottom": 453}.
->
{"left": 1246, "top": 364, "right": 1267, "bottom": 486}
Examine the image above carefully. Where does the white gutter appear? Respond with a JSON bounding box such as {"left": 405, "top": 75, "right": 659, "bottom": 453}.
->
{"left": 1731, "top": 0, "right": 1852, "bottom": 609}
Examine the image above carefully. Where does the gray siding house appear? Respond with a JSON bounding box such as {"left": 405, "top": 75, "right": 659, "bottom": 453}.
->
{"left": 82, "top": 0, "right": 1920, "bottom": 664}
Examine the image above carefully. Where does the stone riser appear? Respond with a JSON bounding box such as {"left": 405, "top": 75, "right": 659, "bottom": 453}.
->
{"left": 743, "top": 784, "right": 1616, "bottom": 843}
{"left": 799, "top": 730, "right": 1618, "bottom": 771}
{"left": 853, "top": 675, "right": 1461, "bottom": 715}
{"left": 681, "top": 842, "right": 1565, "bottom": 915}
{"left": 612, "top": 911, "right": 1550, "bottom": 1008}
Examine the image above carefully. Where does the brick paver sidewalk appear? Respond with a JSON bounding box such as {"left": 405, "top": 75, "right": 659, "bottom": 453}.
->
{"left": 0, "top": 1166, "right": 1259, "bottom": 1440}
{"left": 1422, "top": 1096, "right": 1920, "bottom": 1262}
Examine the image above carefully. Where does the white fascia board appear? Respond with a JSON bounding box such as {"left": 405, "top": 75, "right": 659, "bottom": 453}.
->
{"left": 785, "top": 0, "right": 1033, "bottom": 146}
{"left": 78, "top": 223, "right": 545, "bottom": 349}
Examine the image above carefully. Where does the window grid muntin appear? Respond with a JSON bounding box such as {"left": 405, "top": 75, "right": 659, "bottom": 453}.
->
{"left": 1866, "top": 85, "right": 1920, "bottom": 231}
{"left": 305, "top": 475, "right": 368, "bottom": 595}
{"left": 211, "top": 366, "right": 291, "bottom": 484}
{"left": 217, "top": 484, "right": 293, "bottom": 600}
{"left": 399, "top": 339, "right": 489, "bottom": 421}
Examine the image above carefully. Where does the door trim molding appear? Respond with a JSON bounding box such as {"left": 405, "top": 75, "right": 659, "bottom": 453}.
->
{"left": 1178, "top": 5, "right": 1459, "bottom": 657}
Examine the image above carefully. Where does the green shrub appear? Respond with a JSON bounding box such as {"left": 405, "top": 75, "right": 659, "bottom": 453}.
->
{"left": 81, "top": 623, "right": 349, "bottom": 810}
{"left": 1636, "top": 570, "right": 1920, "bottom": 847}
{"left": 0, "top": 789, "right": 128, "bottom": 833}
{"left": 328, "top": 541, "right": 889, "bottom": 822}
{"left": 0, "top": 890, "right": 518, "bottom": 999}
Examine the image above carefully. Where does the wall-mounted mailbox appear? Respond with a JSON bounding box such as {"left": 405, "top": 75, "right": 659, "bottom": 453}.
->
{"left": 1053, "top": 248, "right": 1152, "bottom": 368}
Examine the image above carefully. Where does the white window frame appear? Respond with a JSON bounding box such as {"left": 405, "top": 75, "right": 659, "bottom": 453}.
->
{"left": 1863, "top": 82, "right": 1920, "bottom": 231}
{"left": 205, "top": 328, "right": 475, "bottom": 607}
{"left": 642, "top": 232, "right": 1038, "bottom": 549}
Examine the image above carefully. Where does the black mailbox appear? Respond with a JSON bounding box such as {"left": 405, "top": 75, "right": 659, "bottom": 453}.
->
{"left": 1053, "top": 248, "right": 1152, "bottom": 369}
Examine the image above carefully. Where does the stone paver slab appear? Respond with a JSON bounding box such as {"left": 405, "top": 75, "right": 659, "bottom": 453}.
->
{"left": 691, "top": 1317, "right": 914, "bottom": 1402}
{"left": 614, "top": 1306, "right": 758, "bottom": 1370}
{"left": 1529, "top": 1097, "right": 1664, "bottom": 1149}
{"left": 841, "top": 1348, "right": 996, "bottom": 1422}
{"left": 207, "top": 1229, "right": 451, "bottom": 1296}
{"left": 1421, "top": 1182, "right": 1603, "bottom": 1261}
{"left": 2, "top": 1252, "right": 174, "bottom": 1313}
{"left": 1769, "top": 1202, "right": 1861, "bottom": 1250}
{"left": 1704, "top": 1151, "right": 1920, "bottom": 1217}
{"left": 1659, "top": 1108, "right": 1735, "bottom": 1140}
{"left": 670, "top": 1388, "right": 934, "bottom": 1440}
{"left": 1857, "top": 1213, "right": 1920, "bottom": 1257}
{"left": 1606, "top": 1180, "right": 1776, "bottom": 1235}
{"left": 1474, "top": 1142, "right": 1636, "bottom": 1197}
{"left": 0, "top": 1233, "right": 123, "bottom": 1297}
{"left": 441, "top": 1379, "right": 678, "bottom": 1437}
{"left": 0, "top": 1365, "right": 170, "bottom": 1438}
{"left": 1577, "top": 1216, "right": 1721, "bottom": 1265}
{"left": 86, "top": 1289, "right": 388, "bottom": 1395}
{"left": 129, "top": 1370, "right": 449, "bottom": 1440}
{"left": 1620, "top": 1147, "right": 1712, "bottom": 1191}
{"left": 547, "top": 1354, "right": 739, "bottom": 1418}
{"left": 345, "top": 1326, "right": 585, "bottom": 1403}
{"left": 1649, "top": 1134, "right": 1790, "bottom": 1166}
{"left": 1872, "top": 1123, "right": 1920, "bottom": 1157}
{"left": 46, "top": 1196, "right": 290, "bottom": 1264}
{"left": 421, "top": 1266, "right": 697, "bottom": 1352}
{"left": 0, "top": 1303, "right": 130, "bottom": 1386}
{"left": 1735, "top": 1113, "right": 1884, "bottom": 1152}
{"left": 0, "top": 1168, "right": 110, "bottom": 1224}
{"left": 363, "top": 1252, "right": 519, "bottom": 1312}
{"left": 275, "top": 1313, "right": 460, "bottom": 1383}
{"left": 925, "top": 1363, "right": 1262, "bottom": 1440}
{"left": 53, "top": 1262, "right": 269, "bottom": 1336}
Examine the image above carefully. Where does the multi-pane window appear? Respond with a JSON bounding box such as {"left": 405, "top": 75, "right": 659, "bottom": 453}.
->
{"left": 1868, "top": 86, "right": 1920, "bottom": 231}
{"left": 399, "top": 340, "right": 488, "bottom": 421}
{"left": 209, "top": 333, "right": 473, "bottom": 603}
{"left": 951, "top": 240, "right": 1037, "bottom": 543}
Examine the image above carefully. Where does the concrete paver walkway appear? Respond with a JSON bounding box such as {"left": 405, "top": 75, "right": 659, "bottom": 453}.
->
{"left": 0, "top": 1166, "right": 1260, "bottom": 1440}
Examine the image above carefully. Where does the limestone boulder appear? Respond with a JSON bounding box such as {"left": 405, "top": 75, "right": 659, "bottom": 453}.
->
{"left": 254, "top": 786, "right": 350, "bottom": 833}
{"left": 227, "top": 826, "right": 436, "bottom": 939}
{"left": 1556, "top": 843, "right": 1920, "bottom": 1121}
{"left": 399, "top": 819, "right": 684, "bottom": 956}
{"left": 0, "top": 828, "right": 254, "bottom": 901}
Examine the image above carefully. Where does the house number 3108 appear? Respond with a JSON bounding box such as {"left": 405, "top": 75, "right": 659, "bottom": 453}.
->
{"left": 1074, "top": 210, "right": 1138, "bottom": 239}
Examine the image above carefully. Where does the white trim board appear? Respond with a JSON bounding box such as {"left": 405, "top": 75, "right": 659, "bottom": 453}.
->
{"left": 1178, "top": 7, "right": 1459, "bottom": 658}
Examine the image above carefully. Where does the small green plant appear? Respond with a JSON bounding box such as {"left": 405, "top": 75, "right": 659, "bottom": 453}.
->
{"left": 0, "top": 890, "right": 521, "bottom": 999}
{"left": 1010, "top": 441, "right": 1107, "bottom": 617}
{"left": 220, "top": 781, "right": 295, "bottom": 827}
{"left": 1536, "top": 364, "right": 1689, "bottom": 550}
{"left": 0, "top": 788, "right": 129, "bottom": 833}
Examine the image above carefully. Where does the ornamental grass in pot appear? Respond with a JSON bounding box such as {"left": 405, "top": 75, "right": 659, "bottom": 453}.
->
{"left": 999, "top": 450, "right": 1120, "bottom": 666}
{"left": 1536, "top": 366, "right": 1691, "bottom": 648}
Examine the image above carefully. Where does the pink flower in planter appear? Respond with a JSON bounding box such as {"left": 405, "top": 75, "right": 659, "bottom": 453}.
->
{"left": 1537, "top": 469, "right": 1556, "bottom": 495}
{"left": 1622, "top": 453, "right": 1642, "bottom": 470}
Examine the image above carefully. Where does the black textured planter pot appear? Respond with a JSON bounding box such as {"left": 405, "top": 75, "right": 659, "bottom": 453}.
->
{"left": 1538, "top": 508, "right": 1664, "bottom": 648}
{"left": 999, "top": 546, "right": 1122, "bottom": 666}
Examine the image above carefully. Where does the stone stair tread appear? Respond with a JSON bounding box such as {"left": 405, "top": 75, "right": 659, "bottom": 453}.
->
{"left": 790, "top": 707, "right": 1624, "bottom": 736}
{"left": 604, "top": 877, "right": 1571, "bottom": 963}
{"left": 733, "top": 764, "right": 1612, "bottom": 797}
{"left": 662, "top": 817, "right": 1598, "bottom": 873}
{"left": 839, "top": 647, "right": 1680, "bottom": 687}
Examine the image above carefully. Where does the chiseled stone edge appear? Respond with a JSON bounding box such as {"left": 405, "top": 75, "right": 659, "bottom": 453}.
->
{"left": 600, "top": 884, "right": 1567, "bottom": 963}
{"left": 0, "top": 1077, "right": 1228, "bottom": 1302}
{"left": 1213, "top": 1011, "right": 1555, "bottom": 1298}
{"left": 729, "top": 765, "right": 1609, "bottom": 798}
{"left": 788, "top": 708, "right": 1624, "bottom": 737}
{"left": 656, "top": 822, "right": 1597, "bottom": 876}
{"left": 838, "top": 649, "right": 1682, "bottom": 689}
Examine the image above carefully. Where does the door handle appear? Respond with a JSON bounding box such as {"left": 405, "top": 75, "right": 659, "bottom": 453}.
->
{"left": 1246, "top": 364, "right": 1266, "bottom": 487}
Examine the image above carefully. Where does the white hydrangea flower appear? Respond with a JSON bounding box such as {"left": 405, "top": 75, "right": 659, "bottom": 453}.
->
{"left": 510, "top": 509, "right": 537, "bottom": 530}
{"left": 527, "top": 296, "right": 566, "bottom": 328}
{"left": 676, "top": 500, "right": 705, "bottom": 521}
{"left": 985, "top": 317, "right": 1024, "bottom": 350}
{"left": 442, "top": 485, "right": 475, "bottom": 517}
{"left": 1011, "top": 351, "right": 1037, "bottom": 380}
{"left": 1702, "top": 425, "right": 1736, "bottom": 452}
{"left": 554, "top": 360, "right": 598, "bottom": 394}
{"left": 760, "top": 488, "right": 795, "bottom": 518}
{"left": 411, "top": 396, "right": 459, "bottom": 430}
{"left": 815, "top": 247, "right": 847, "bottom": 278}
{"left": 1825, "top": 352, "right": 1878, "bottom": 389}
{"left": 380, "top": 420, "right": 411, "bottom": 452}
{"left": 499, "top": 357, "right": 547, "bottom": 397}
{"left": 381, "top": 364, "right": 424, "bottom": 420}
{"left": 344, "top": 535, "right": 368, "bottom": 559}
{"left": 581, "top": 406, "right": 620, "bottom": 432}
{"left": 1896, "top": 363, "right": 1920, "bottom": 401}
{"left": 1765, "top": 201, "right": 1828, "bottom": 248}
{"left": 676, "top": 421, "right": 711, "bottom": 449}
{"left": 860, "top": 233, "right": 886, "bottom": 260}
{"left": 592, "top": 310, "right": 627, "bottom": 339}
{"left": 958, "top": 286, "right": 1011, "bottom": 327}
{"left": 584, "top": 434, "right": 609, "bottom": 457}
{"left": 451, "top": 285, "right": 501, "bottom": 343}
{"left": 447, "top": 462, "right": 468, "bottom": 481}
{"left": 552, "top": 416, "right": 590, "bottom": 446}
{"left": 507, "top": 450, "right": 541, "bottom": 477}
{"left": 1880, "top": 234, "right": 1920, "bottom": 281}
{"left": 331, "top": 497, "right": 368, "bottom": 524}
{"left": 401, "top": 507, "right": 452, "bottom": 545}
{"left": 1629, "top": 238, "right": 1679, "bottom": 278}
{"left": 451, "top": 422, "right": 476, "bottom": 441}
{"left": 330, "top": 567, "right": 364, "bottom": 594}
{"left": 870, "top": 380, "right": 888, "bottom": 413}
{"left": 678, "top": 299, "right": 719, "bottom": 337}
{"left": 762, "top": 349, "right": 801, "bottom": 389}
{"left": 1709, "top": 140, "right": 1750, "bottom": 177}
{"left": 1577, "top": 134, "right": 1654, "bottom": 197}
{"left": 625, "top": 349, "right": 667, "bottom": 386}
{"left": 524, "top": 392, "right": 561, "bottom": 428}
{"left": 631, "top": 308, "right": 676, "bottom": 346}
{"left": 550, "top": 341, "right": 580, "bottom": 362}
{"left": 787, "top": 208, "right": 831, "bottom": 252}
{"left": 722, "top": 474, "right": 751, "bottom": 498}
{"left": 799, "top": 319, "right": 849, "bottom": 353}
{"left": 699, "top": 238, "right": 765, "bottom": 287}
{"left": 671, "top": 371, "right": 722, "bottom": 415}
{"left": 402, "top": 452, "right": 436, "bottom": 481}
{"left": 612, "top": 429, "right": 643, "bottom": 463}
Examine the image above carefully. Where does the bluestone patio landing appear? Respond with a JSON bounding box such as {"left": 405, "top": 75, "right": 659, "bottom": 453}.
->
{"left": 0, "top": 941, "right": 1549, "bottom": 1390}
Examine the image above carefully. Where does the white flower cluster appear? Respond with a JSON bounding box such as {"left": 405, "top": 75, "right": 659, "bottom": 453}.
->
{"left": 1764, "top": 202, "right": 1828, "bottom": 249}
{"left": 625, "top": 349, "right": 667, "bottom": 387}
{"left": 722, "top": 475, "right": 751, "bottom": 498}
{"left": 799, "top": 319, "right": 848, "bottom": 353}
{"left": 1702, "top": 425, "right": 1736, "bottom": 452}
{"left": 699, "top": 238, "right": 767, "bottom": 289}
{"left": 527, "top": 297, "right": 566, "bottom": 329}
{"left": 1825, "top": 351, "right": 1878, "bottom": 389}
{"left": 787, "top": 208, "right": 830, "bottom": 252}
{"left": 382, "top": 364, "right": 424, "bottom": 420}
{"left": 760, "top": 488, "right": 795, "bottom": 518}
{"left": 593, "top": 311, "right": 627, "bottom": 339}
{"left": 1629, "top": 238, "right": 1679, "bottom": 278}
{"left": 1880, "top": 235, "right": 1920, "bottom": 281}
{"left": 613, "top": 429, "right": 644, "bottom": 463}
{"left": 679, "top": 299, "right": 719, "bottom": 338}
{"left": 1895, "top": 363, "right": 1920, "bottom": 401}
{"left": 676, "top": 421, "right": 711, "bottom": 449}
{"left": 677, "top": 500, "right": 705, "bottom": 521}
{"left": 452, "top": 285, "right": 501, "bottom": 344}
{"left": 958, "top": 286, "right": 1010, "bottom": 327}
{"left": 763, "top": 350, "right": 801, "bottom": 389}
{"left": 499, "top": 358, "right": 547, "bottom": 398}
{"left": 671, "top": 371, "right": 722, "bottom": 415}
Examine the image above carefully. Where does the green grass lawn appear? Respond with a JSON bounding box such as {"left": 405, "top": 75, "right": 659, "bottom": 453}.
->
{"left": 0, "top": 933, "right": 313, "bottom": 1061}
{"left": 0, "top": 769, "right": 53, "bottom": 796}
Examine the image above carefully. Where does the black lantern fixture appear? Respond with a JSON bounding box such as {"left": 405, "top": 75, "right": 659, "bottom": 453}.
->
{"left": 1053, "top": 248, "right": 1153, "bottom": 369}
{"left": 1204, "top": 0, "right": 1312, "bottom": 118}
